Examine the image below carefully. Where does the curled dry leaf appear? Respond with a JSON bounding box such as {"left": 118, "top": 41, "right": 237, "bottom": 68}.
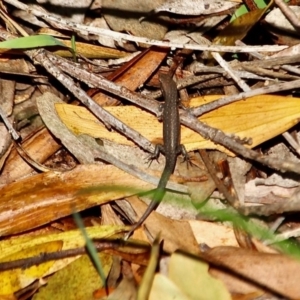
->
{"left": 0, "top": 128, "right": 61, "bottom": 186}
{"left": 0, "top": 164, "right": 151, "bottom": 236}
{"left": 102, "top": 0, "right": 168, "bottom": 40}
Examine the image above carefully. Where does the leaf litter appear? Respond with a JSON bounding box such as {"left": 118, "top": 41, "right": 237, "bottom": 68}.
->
{"left": 1, "top": 0, "right": 300, "bottom": 299}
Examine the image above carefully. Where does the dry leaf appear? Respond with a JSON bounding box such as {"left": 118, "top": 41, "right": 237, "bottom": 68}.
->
{"left": 214, "top": 5, "right": 270, "bottom": 46}
{"left": 54, "top": 39, "right": 129, "bottom": 59}
{"left": 93, "top": 47, "right": 168, "bottom": 106}
{"left": 204, "top": 246, "right": 300, "bottom": 299}
{"left": 102, "top": 0, "right": 167, "bottom": 40}
{"left": 126, "top": 197, "right": 199, "bottom": 254}
{"left": 189, "top": 220, "right": 239, "bottom": 248}
{"left": 33, "top": 253, "right": 112, "bottom": 300}
{"left": 150, "top": 274, "right": 190, "bottom": 300}
{"left": 154, "top": 0, "right": 238, "bottom": 15}
{"left": 0, "top": 128, "right": 61, "bottom": 186}
{"left": 168, "top": 251, "right": 231, "bottom": 300}
{"left": 0, "top": 225, "right": 124, "bottom": 295}
{"left": 265, "top": 7, "right": 300, "bottom": 35}
{"left": 0, "top": 241, "right": 63, "bottom": 296}
{"left": 0, "top": 164, "right": 149, "bottom": 236}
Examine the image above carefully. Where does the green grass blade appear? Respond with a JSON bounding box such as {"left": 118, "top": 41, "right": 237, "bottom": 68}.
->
{"left": 199, "top": 206, "right": 300, "bottom": 259}
{"left": 73, "top": 210, "right": 107, "bottom": 288}
{"left": 0, "top": 35, "right": 66, "bottom": 49}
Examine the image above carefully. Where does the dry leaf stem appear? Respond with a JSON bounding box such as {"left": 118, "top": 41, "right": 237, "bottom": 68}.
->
{"left": 192, "top": 65, "right": 273, "bottom": 81}
{"left": 199, "top": 149, "right": 239, "bottom": 209}
{"left": 191, "top": 78, "right": 300, "bottom": 116}
{"left": 0, "top": 241, "right": 123, "bottom": 271}
{"left": 211, "top": 52, "right": 251, "bottom": 92}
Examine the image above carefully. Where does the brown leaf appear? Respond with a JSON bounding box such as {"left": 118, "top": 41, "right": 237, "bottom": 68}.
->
{"left": 0, "top": 164, "right": 152, "bottom": 236}
{"left": 126, "top": 197, "right": 200, "bottom": 254}
{"left": 205, "top": 246, "right": 300, "bottom": 299}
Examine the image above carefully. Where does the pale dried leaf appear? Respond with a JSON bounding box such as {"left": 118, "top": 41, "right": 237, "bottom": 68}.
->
{"left": 154, "top": 0, "right": 238, "bottom": 16}
{"left": 189, "top": 220, "right": 239, "bottom": 248}
{"left": 265, "top": 7, "right": 300, "bottom": 35}
{"left": 169, "top": 252, "right": 231, "bottom": 300}
{"left": 150, "top": 274, "right": 189, "bottom": 300}
{"left": 102, "top": 0, "right": 167, "bottom": 40}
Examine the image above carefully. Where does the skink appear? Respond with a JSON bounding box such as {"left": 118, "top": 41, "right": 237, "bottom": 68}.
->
{"left": 126, "top": 73, "right": 187, "bottom": 237}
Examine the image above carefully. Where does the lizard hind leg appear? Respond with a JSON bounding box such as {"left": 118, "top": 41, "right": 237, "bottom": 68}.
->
{"left": 146, "top": 144, "right": 164, "bottom": 167}
{"left": 178, "top": 144, "right": 193, "bottom": 169}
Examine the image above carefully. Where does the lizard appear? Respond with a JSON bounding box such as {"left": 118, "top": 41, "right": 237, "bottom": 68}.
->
{"left": 126, "top": 73, "right": 188, "bottom": 238}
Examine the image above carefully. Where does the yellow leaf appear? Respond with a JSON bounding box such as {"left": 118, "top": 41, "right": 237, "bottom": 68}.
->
{"left": 150, "top": 274, "right": 190, "bottom": 300}
{"left": 214, "top": 5, "right": 270, "bottom": 46}
{"left": 37, "top": 29, "right": 129, "bottom": 59}
{"left": 54, "top": 39, "right": 128, "bottom": 59}
{"left": 56, "top": 94, "right": 300, "bottom": 155}
{"left": 0, "top": 241, "right": 62, "bottom": 295}
{"left": 168, "top": 252, "right": 231, "bottom": 300}
{"left": 34, "top": 253, "right": 112, "bottom": 300}
{"left": 0, "top": 225, "right": 125, "bottom": 295}
{"left": 0, "top": 225, "right": 126, "bottom": 261}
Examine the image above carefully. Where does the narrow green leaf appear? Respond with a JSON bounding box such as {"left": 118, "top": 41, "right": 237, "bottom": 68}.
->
{"left": 73, "top": 210, "right": 107, "bottom": 289}
{"left": 198, "top": 206, "right": 300, "bottom": 259}
{"left": 70, "top": 34, "right": 77, "bottom": 62}
{"left": 0, "top": 35, "right": 66, "bottom": 49}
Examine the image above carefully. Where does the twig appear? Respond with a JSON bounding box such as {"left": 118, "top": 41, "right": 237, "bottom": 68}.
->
{"left": 0, "top": 106, "right": 19, "bottom": 140}
{"left": 242, "top": 65, "right": 300, "bottom": 80}
{"left": 282, "top": 132, "right": 300, "bottom": 156}
{"left": 274, "top": 0, "right": 300, "bottom": 31}
{"left": 4, "top": 0, "right": 287, "bottom": 53}
{"left": 191, "top": 64, "right": 275, "bottom": 81}
{"left": 199, "top": 149, "right": 239, "bottom": 209}
{"left": 281, "top": 64, "right": 300, "bottom": 76}
{"left": 181, "top": 111, "right": 300, "bottom": 174}
{"left": 241, "top": 187, "right": 300, "bottom": 216}
{"left": 193, "top": 54, "right": 300, "bottom": 72}
{"left": 37, "top": 92, "right": 187, "bottom": 193}
{"left": 0, "top": 23, "right": 298, "bottom": 176}
{"left": 45, "top": 52, "right": 161, "bottom": 117}
{"left": 31, "top": 51, "right": 155, "bottom": 153}
{"left": 211, "top": 52, "right": 251, "bottom": 92}
{"left": 42, "top": 53, "right": 300, "bottom": 174}
{"left": 191, "top": 79, "right": 300, "bottom": 116}
{"left": 234, "top": 40, "right": 300, "bottom": 155}
{"left": 0, "top": 239, "right": 149, "bottom": 271}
